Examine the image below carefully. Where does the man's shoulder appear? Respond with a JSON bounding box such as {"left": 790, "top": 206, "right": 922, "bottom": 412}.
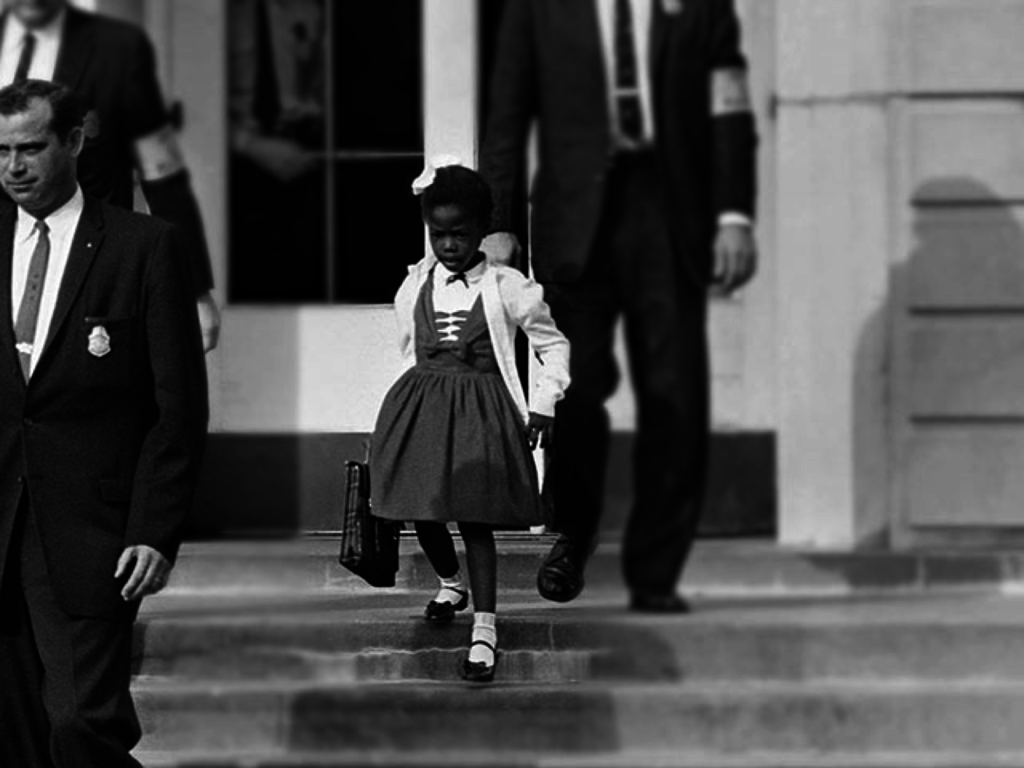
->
{"left": 66, "top": 6, "right": 151, "bottom": 51}
{"left": 95, "top": 199, "right": 175, "bottom": 240}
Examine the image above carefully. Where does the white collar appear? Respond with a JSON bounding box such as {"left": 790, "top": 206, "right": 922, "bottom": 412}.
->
{"left": 6, "top": 7, "right": 66, "bottom": 45}
{"left": 436, "top": 255, "right": 487, "bottom": 283}
{"left": 6, "top": 6, "right": 66, "bottom": 46}
{"left": 17, "top": 184, "right": 83, "bottom": 243}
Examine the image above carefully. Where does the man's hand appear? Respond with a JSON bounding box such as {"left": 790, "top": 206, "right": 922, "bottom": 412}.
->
{"left": 197, "top": 290, "right": 221, "bottom": 353}
{"left": 116, "top": 545, "right": 172, "bottom": 602}
{"left": 527, "top": 411, "right": 555, "bottom": 450}
{"left": 480, "top": 231, "right": 521, "bottom": 266}
{"left": 711, "top": 223, "right": 757, "bottom": 296}
{"left": 244, "top": 135, "right": 319, "bottom": 183}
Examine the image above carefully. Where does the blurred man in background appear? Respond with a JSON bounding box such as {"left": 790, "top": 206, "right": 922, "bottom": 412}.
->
{"left": 0, "top": 0, "right": 221, "bottom": 351}
{"left": 480, "top": 0, "right": 759, "bottom": 612}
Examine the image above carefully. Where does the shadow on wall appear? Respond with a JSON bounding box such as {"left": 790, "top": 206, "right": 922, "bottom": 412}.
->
{"left": 853, "top": 175, "right": 1024, "bottom": 550}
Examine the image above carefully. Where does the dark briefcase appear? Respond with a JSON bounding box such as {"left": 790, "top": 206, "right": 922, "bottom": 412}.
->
{"left": 338, "top": 460, "right": 401, "bottom": 587}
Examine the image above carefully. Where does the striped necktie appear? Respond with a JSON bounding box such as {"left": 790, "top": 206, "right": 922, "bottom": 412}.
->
{"left": 13, "top": 32, "right": 36, "bottom": 83}
{"left": 14, "top": 219, "right": 50, "bottom": 382}
{"left": 614, "top": 0, "right": 644, "bottom": 142}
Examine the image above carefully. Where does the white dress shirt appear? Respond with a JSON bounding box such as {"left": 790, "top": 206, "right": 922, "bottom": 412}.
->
{"left": 593, "top": 0, "right": 752, "bottom": 227}
{"left": 594, "top": 0, "right": 656, "bottom": 148}
{"left": 0, "top": 9, "right": 65, "bottom": 86}
{"left": 11, "top": 186, "right": 85, "bottom": 376}
{"left": 433, "top": 259, "right": 485, "bottom": 311}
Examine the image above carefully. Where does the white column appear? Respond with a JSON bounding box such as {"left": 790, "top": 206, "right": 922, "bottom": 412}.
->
{"left": 775, "top": 0, "right": 894, "bottom": 547}
{"left": 424, "top": 0, "right": 477, "bottom": 163}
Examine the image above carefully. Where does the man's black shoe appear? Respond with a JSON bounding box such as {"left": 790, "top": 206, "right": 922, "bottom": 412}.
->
{"left": 537, "top": 536, "right": 588, "bottom": 603}
{"left": 629, "top": 592, "right": 691, "bottom": 614}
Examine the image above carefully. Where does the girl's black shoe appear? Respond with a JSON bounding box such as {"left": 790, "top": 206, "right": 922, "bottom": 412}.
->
{"left": 424, "top": 588, "right": 469, "bottom": 622}
{"left": 461, "top": 640, "right": 497, "bottom": 683}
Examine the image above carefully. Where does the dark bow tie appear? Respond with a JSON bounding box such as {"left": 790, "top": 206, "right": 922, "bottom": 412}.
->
{"left": 443, "top": 252, "right": 485, "bottom": 287}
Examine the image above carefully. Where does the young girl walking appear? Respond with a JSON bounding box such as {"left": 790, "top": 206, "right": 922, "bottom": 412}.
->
{"left": 370, "top": 159, "right": 570, "bottom": 683}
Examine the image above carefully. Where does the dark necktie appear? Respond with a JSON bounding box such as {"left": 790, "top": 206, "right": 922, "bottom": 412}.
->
{"left": 614, "top": 0, "right": 644, "bottom": 143}
{"left": 446, "top": 272, "right": 469, "bottom": 287}
{"left": 14, "top": 220, "right": 50, "bottom": 382}
{"left": 13, "top": 33, "right": 36, "bottom": 83}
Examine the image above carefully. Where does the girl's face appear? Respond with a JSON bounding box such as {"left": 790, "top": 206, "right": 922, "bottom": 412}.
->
{"left": 424, "top": 204, "right": 487, "bottom": 273}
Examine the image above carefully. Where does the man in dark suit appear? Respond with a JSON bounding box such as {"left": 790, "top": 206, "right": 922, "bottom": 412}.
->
{"left": 480, "top": 0, "right": 758, "bottom": 612}
{"left": 0, "top": 79, "right": 208, "bottom": 767}
{"left": 0, "top": 0, "right": 221, "bottom": 352}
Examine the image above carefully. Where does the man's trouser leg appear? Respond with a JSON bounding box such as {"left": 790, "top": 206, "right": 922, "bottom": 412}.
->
{"left": 0, "top": 500, "right": 53, "bottom": 768}
{"left": 611, "top": 153, "right": 711, "bottom": 596}
{"left": 9, "top": 495, "right": 143, "bottom": 768}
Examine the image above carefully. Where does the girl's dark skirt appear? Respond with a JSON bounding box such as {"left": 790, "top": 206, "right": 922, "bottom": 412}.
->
{"left": 370, "top": 362, "right": 542, "bottom": 527}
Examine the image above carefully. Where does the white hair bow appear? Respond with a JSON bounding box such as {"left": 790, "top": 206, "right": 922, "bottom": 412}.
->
{"left": 411, "top": 154, "right": 464, "bottom": 195}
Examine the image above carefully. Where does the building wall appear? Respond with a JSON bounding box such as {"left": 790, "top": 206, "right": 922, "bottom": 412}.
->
{"left": 889, "top": 0, "right": 1024, "bottom": 546}
{"left": 775, "top": 0, "right": 1024, "bottom": 549}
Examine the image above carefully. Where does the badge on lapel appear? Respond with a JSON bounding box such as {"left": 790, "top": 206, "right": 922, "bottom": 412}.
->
{"left": 88, "top": 326, "right": 111, "bottom": 357}
{"left": 662, "top": 0, "right": 684, "bottom": 14}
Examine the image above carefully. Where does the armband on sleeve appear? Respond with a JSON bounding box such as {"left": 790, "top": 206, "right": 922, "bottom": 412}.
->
{"left": 135, "top": 124, "right": 187, "bottom": 181}
{"left": 711, "top": 68, "right": 753, "bottom": 116}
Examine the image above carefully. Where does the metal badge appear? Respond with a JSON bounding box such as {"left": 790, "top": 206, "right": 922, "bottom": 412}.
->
{"left": 88, "top": 326, "right": 111, "bottom": 357}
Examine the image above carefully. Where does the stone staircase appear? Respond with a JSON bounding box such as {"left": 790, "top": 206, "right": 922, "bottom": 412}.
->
{"left": 131, "top": 536, "right": 1024, "bottom": 767}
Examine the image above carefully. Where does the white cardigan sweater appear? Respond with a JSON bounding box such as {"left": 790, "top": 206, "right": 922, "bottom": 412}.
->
{"left": 393, "top": 254, "right": 570, "bottom": 421}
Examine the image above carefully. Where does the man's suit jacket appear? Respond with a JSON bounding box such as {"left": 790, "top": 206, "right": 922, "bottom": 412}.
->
{"left": 0, "top": 7, "right": 215, "bottom": 293}
{"left": 0, "top": 197, "right": 208, "bottom": 619}
{"left": 479, "top": 0, "right": 758, "bottom": 285}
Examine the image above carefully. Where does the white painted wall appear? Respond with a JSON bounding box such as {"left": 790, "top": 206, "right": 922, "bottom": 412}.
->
{"left": 774, "top": 0, "right": 893, "bottom": 548}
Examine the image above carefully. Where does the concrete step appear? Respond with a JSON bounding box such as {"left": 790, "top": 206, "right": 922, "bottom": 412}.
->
{"left": 132, "top": 678, "right": 1024, "bottom": 754}
{"left": 165, "top": 537, "right": 1024, "bottom": 597}
{"left": 134, "top": 592, "right": 1024, "bottom": 684}
{"left": 137, "top": 644, "right": 595, "bottom": 685}
{"left": 133, "top": 560, "right": 1024, "bottom": 765}
{"left": 133, "top": 749, "right": 1024, "bottom": 768}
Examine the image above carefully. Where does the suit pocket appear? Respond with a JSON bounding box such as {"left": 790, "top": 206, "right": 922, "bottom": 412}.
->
{"left": 93, "top": 479, "right": 131, "bottom": 538}
{"left": 84, "top": 315, "right": 136, "bottom": 328}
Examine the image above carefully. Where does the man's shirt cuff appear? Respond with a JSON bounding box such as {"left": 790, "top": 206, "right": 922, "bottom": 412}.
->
{"left": 719, "top": 212, "right": 753, "bottom": 228}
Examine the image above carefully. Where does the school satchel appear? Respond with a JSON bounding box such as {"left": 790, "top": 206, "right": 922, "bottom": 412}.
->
{"left": 338, "top": 460, "right": 401, "bottom": 587}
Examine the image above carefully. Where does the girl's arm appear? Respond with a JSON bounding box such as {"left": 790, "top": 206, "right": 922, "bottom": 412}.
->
{"left": 505, "top": 272, "right": 571, "bottom": 418}
{"left": 393, "top": 272, "right": 419, "bottom": 368}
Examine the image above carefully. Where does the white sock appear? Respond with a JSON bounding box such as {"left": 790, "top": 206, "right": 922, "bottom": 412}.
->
{"left": 433, "top": 573, "right": 465, "bottom": 605}
{"left": 468, "top": 612, "right": 497, "bottom": 665}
